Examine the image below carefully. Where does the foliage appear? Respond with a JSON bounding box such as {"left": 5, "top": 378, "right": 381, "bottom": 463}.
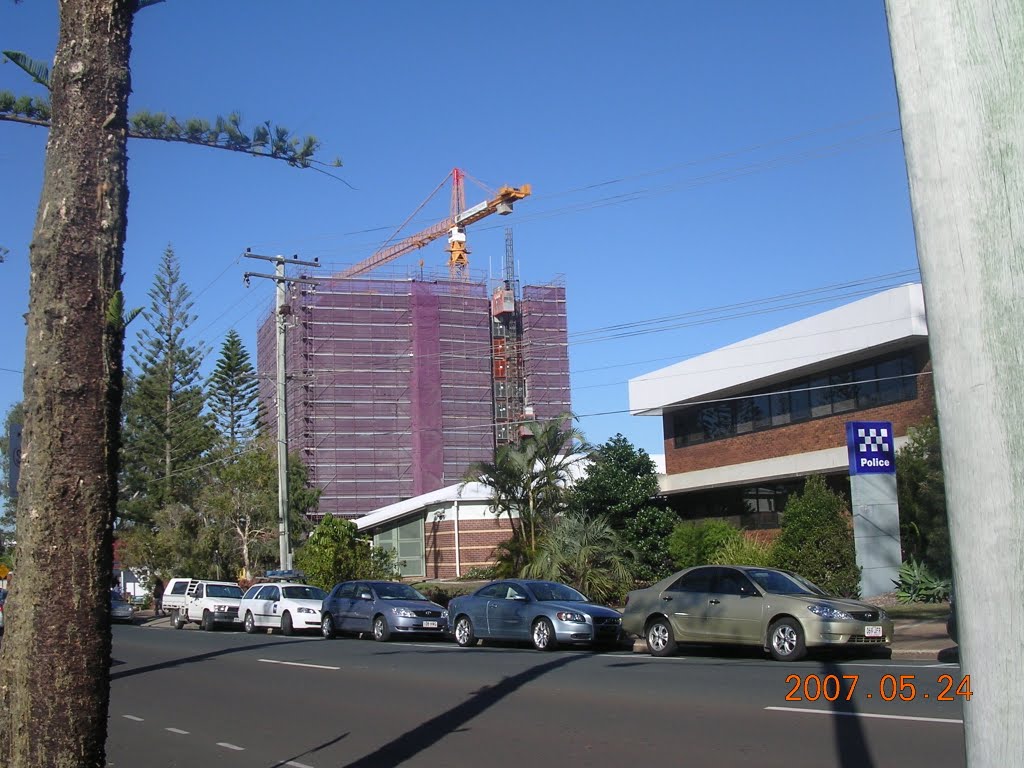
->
{"left": 896, "top": 418, "right": 951, "bottom": 577}
{"left": 772, "top": 476, "right": 861, "bottom": 598}
{"left": 523, "top": 513, "right": 636, "bottom": 604}
{"left": 892, "top": 558, "right": 952, "bottom": 604}
{"left": 465, "top": 414, "right": 588, "bottom": 561}
{"left": 207, "top": 330, "right": 261, "bottom": 449}
{"left": 709, "top": 535, "right": 775, "bottom": 567}
{"left": 121, "top": 246, "right": 215, "bottom": 522}
{"left": 668, "top": 519, "right": 742, "bottom": 569}
{"left": 623, "top": 506, "right": 679, "bottom": 584}
{"left": 294, "top": 515, "right": 399, "bottom": 592}
{"left": 0, "top": 402, "right": 24, "bottom": 529}
{"left": 489, "top": 536, "right": 533, "bottom": 579}
{"left": 568, "top": 434, "right": 659, "bottom": 529}
{"left": 457, "top": 565, "right": 497, "bottom": 581}
{"left": 412, "top": 583, "right": 477, "bottom": 607}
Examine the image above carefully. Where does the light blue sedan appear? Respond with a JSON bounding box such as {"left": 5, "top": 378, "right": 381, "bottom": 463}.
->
{"left": 320, "top": 581, "right": 448, "bottom": 641}
{"left": 447, "top": 579, "right": 623, "bottom": 651}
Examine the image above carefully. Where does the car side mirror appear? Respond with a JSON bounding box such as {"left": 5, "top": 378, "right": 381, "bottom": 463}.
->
{"left": 358, "top": 592, "right": 372, "bottom": 600}
{"left": 511, "top": 595, "right": 528, "bottom": 601}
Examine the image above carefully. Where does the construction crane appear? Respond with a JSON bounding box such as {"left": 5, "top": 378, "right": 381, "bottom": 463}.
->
{"left": 338, "top": 168, "right": 531, "bottom": 281}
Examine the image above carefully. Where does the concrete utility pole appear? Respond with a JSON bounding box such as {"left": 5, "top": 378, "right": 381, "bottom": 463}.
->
{"left": 243, "top": 250, "right": 319, "bottom": 570}
{"left": 885, "top": 2, "right": 1022, "bottom": 765}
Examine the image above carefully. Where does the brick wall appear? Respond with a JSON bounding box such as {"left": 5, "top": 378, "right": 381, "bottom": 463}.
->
{"left": 422, "top": 516, "right": 514, "bottom": 580}
{"left": 665, "top": 370, "right": 935, "bottom": 475}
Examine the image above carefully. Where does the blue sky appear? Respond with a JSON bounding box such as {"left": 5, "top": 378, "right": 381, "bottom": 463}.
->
{"left": 0, "top": 1, "right": 918, "bottom": 458}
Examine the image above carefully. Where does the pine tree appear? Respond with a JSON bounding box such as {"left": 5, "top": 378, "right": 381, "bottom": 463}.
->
{"left": 208, "top": 329, "right": 261, "bottom": 450}
{"left": 121, "top": 246, "right": 213, "bottom": 521}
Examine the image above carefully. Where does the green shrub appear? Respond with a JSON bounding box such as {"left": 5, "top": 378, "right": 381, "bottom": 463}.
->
{"left": 892, "top": 558, "right": 952, "bottom": 603}
{"left": 710, "top": 536, "right": 775, "bottom": 567}
{"left": 772, "top": 476, "right": 861, "bottom": 597}
{"left": 623, "top": 506, "right": 679, "bottom": 584}
{"left": 668, "top": 519, "right": 742, "bottom": 569}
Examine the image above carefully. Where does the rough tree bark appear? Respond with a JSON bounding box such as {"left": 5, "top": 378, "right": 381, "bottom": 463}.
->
{"left": 0, "top": 2, "right": 136, "bottom": 767}
{"left": 885, "top": 2, "right": 1023, "bottom": 766}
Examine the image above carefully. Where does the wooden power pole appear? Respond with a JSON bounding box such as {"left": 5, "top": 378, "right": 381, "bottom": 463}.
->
{"left": 885, "top": 2, "right": 1023, "bottom": 765}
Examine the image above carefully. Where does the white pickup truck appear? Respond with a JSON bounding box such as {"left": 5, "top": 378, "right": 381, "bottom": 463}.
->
{"left": 163, "top": 578, "right": 244, "bottom": 631}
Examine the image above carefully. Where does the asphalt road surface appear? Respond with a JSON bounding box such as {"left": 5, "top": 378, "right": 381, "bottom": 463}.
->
{"left": 106, "top": 623, "right": 966, "bottom": 768}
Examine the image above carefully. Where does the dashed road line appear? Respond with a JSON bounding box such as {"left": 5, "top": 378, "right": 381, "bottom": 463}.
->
{"left": 258, "top": 658, "right": 340, "bottom": 671}
{"left": 283, "top": 761, "right": 316, "bottom": 768}
{"left": 765, "top": 706, "right": 963, "bottom": 724}
{"left": 165, "top": 727, "right": 190, "bottom": 735}
{"left": 217, "top": 742, "right": 245, "bottom": 751}
{"left": 122, "top": 715, "right": 144, "bottom": 722}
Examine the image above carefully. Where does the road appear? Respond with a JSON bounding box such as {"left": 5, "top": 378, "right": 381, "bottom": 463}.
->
{"left": 106, "top": 623, "right": 966, "bottom": 768}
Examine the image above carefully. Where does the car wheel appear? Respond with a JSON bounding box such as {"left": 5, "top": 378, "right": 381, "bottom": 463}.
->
{"left": 201, "top": 610, "right": 215, "bottom": 632}
{"left": 372, "top": 614, "right": 391, "bottom": 642}
{"left": 172, "top": 611, "right": 186, "bottom": 630}
{"left": 646, "top": 617, "right": 676, "bottom": 657}
{"left": 244, "top": 611, "right": 257, "bottom": 635}
{"left": 321, "top": 613, "right": 336, "bottom": 640}
{"left": 531, "top": 617, "right": 558, "bottom": 651}
{"left": 453, "top": 615, "right": 476, "bottom": 647}
{"left": 768, "top": 617, "right": 806, "bottom": 662}
{"left": 281, "top": 612, "right": 294, "bottom": 636}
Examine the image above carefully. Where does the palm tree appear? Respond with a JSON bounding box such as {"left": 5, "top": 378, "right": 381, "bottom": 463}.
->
{"left": 465, "top": 414, "right": 589, "bottom": 568}
{"left": 524, "top": 513, "right": 636, "bottom": 604}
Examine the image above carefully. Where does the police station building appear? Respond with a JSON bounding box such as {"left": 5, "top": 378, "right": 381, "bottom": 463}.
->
{"left": 628, "top": 283, "right": 933, "bottom": 536}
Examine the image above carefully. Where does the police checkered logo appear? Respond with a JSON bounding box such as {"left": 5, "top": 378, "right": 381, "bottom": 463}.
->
{"left": 857, "top": 427, "right": 890, "bottom": 454}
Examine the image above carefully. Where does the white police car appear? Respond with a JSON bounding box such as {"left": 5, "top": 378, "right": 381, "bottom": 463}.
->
{"left": 239, "top": 576, "right": 327, "bottom": 636}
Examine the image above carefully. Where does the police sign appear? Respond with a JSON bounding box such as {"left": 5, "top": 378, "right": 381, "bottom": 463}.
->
{"left": 846, "top": 421, "right": 896, "bottom": 475}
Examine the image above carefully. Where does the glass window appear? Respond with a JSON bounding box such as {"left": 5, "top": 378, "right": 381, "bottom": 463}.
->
{"left": 206, "top": 584, "right": 243, "bottom": 599}
{"left": 809, "top": 375, "right": 831, "bottom": 417}
{"left": 702, "top": 403, "right": 734, "bottom": 441}
{"left": 255, "top": 585, "right": 279, "bottom": 601}
{"left": 684, "top": 410, "right": 703, "bottom": 445}
{"left": 853, "top": 364, "right": 879, "bottom": 408}
{"left": 528, "top": 582, "right": 588, "bottom": 602}
{"left": 770, "top": 391, "right": 791, "bottom": 426}
{"left": 669, "top": 567, "right": 716, "bottom": 593}
{"left": 831, "top": 370, "right": 855, "bottom": 413}
{"left": 171, "top": 581, "right": 189, "bottom": 595}
{"left": 734, "top": 399, "right": 753, "bottom": 434}
{"left": 478, "top": 583, "right": 507, "bottom": 599}
{"left": 714, "top": 568, "right": 758, "bottom": 596}
{"left": 790, "top": 382, "right": 810, "bottom": 422}
{"left": 335, "top": 582, "right": 356, "bottom": 599}
{"left": 751, "top": 395, "right": 771, "bottom": 429}
{"left": 876, "top": 358, "right": 903, "bottom": 404}
{"left": 242, "top": 586, "right": 260, "bottom": 600}
{"left": 900, "top": 354, "right": 918, "bottom": 400}
{"left": 282, "top": 586, "right": 327, "bottom": 601}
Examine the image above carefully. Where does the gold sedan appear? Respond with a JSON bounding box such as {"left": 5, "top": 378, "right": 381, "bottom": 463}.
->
{"left": 621, "top": 565, "right": 893, "bottom": 661}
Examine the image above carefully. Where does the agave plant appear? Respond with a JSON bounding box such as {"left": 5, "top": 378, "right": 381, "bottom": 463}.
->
{"left": 893, "top": 558, "right": 952, "bottom": 603}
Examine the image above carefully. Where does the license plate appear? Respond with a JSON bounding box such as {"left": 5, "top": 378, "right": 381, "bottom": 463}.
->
{"left": 865, "top": 625, "right": 883, "bottom": 637}
{"left": 423, "top": 621, "right": 438, "bottom": 628}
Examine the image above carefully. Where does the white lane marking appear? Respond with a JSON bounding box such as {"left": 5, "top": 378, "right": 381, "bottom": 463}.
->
{"left": 122, "top": 715, "right": 144, "bottom": 722}
{"left": 284, "top": 762, "right": 316, "bottom": 768}
{"left": 165, "top": 728, "right": 190, "bottom": 735}
{"left": 765, "top": 706, "right": 963, "bottom": 724}
{"left": 258, "top": 658, "right": 339, "bottom": 671}
{"left": 843, "top": 662, "right": 960, "bottom": 669}
{"left": 923, "top": 662, "right": 960, "bottom": 668}
{"left": 217, "top": 743, "right": 244, "bottom": 751}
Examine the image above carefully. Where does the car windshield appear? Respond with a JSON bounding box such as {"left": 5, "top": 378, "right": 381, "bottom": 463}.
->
{"left": 206, "top": 585, "right": 243, "bottom": 599}
{"left": 747, "top": 569, "right": 827, "bottom": 596}
{"left": 282, "top": 586, "right": 327, "bottom": 601}
{"left": 528, "top": 582, "right": 589, "bottom": 602}
{"left": 374, "top": 583, "right": 427, "bottom": 600}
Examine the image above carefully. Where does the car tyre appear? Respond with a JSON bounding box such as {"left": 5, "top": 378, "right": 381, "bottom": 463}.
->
{"left": 453, "top": 615, "right": 477, "bottom": 647}
{"left": 646, "top": 617, "right": 676, "bottom": 657}
{"left": 281, "top": 612, "right": 294, "bottom": 636}
{"left": 531, "top": 617, "right": 558, "bottom": 651}
{"left": 172, "top": 610, "right": 186, "bottom": 630}
{"left": 321, "top": 613, "right": 336, "bottom": 640}
{"left": 372, "top": 614, "right": 391, "bottom": 642}
{"left": 201, "top": 610, "right": 215, "bottom": 632}
{"left": 244, "top": 611, "right": 257, "bottom": 635}
{"left": 768, "top": 617, "right": 806, "bottom": 662}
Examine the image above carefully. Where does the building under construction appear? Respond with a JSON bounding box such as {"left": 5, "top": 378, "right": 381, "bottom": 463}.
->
{"left": 256, "top": 258, "right": 570, "bottom": 520}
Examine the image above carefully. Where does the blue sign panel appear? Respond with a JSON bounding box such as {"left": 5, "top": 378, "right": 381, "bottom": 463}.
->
{"left": 846, "top": 421, "right": 896, "bottom": 475}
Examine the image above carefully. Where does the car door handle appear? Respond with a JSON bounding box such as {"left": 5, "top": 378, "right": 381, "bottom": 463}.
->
{"left": 661, "top": 595, "right": 673, "bottom": 601}
{"left": 708, "top": 599, "right": 720, "bottom": 605}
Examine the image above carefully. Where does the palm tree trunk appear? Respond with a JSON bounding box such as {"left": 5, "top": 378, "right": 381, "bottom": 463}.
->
{"left": 0, "top": 2, "right": 135, "bottom": 766}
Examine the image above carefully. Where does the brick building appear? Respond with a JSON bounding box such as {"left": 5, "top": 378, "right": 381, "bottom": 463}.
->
{"left": 628, "top": 283, "right": 933, "bottom": 528}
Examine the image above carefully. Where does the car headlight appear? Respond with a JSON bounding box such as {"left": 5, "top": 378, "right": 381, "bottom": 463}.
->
{"left": 556, "top": 611, "right": 587, "bottom": 623}
{"left": 215, "top": 604, "right": 231, "bottom": 613}
{"left": 807, "top": 604, "right": 853, "bottom": 621}
{"left": 297, "top": 607, "right": 316, "bottom": 615}
{"left": 391, "top": 607, "right": 416, "bottom": 618}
